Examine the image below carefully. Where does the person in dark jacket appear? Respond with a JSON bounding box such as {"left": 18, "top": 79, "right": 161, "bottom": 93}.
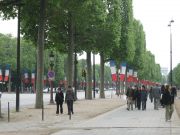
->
{"left": 141, "top": 85, "right": 147, "bottom": 110}
{"left": 149, "top": 87, "right": 153, "bottom": 103}
{"left": 135, "top": 86, "right": 141, "bottom": 110}
{"left": 126, "top": 86, "right": 134, "bottom": 111}
{"left": 55, "top": 87, "right": 64, "bottom": 115}
{"left": 152, "top": 85, "right": 161, "bottom": 110}
{"left": 162, "top": 85, "right": 176, "bottom": 122}
{"left": 160, "top": 85, "right": 165, "bottom": 107}
{"left": 65, "top": 85, "right": 75, "bottom": 115}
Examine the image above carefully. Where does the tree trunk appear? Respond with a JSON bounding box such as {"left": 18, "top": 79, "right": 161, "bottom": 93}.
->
{"left": 35, "top": 0, "right": 46, "bottom": 108}
{"left": 100, "top": 52, "right": 105, "bottom": 98}
{"left": 86, "top": 51, "right": 92, "bottom": 99}
{"left": 67, "top": 13, "right": 75, "bottom": 87}
{"left": 116, "top": 70, "right": 120, "bottom": 96}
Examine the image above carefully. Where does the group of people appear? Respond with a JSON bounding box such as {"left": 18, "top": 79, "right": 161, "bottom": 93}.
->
{"left": 126, "top": 85, "right": 148, "bottom": 111}
{"left": 55, "top": 85, "right": 75, "bottom": 116}
{"left": 126, "top": 84, "right": 177, "bottom": 122}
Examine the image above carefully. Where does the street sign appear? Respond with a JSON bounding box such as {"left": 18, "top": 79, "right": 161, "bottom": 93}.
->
{"left": 48, "top": 71, "right": 55, "bottom": 80}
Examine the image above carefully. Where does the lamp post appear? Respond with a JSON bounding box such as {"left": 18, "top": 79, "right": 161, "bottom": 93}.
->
{"left": 93, "top": 53, "right": 96, "bottom": 98}
{"left": 49, "top": 51, "right": 55, "bottom": 104}
{"left": 168, "top": 20, "right": 174, "bottom": 87}
{"left": 74, "top": 52, "right": 78, "bottom": 100}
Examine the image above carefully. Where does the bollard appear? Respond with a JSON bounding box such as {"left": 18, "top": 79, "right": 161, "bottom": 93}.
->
{"left": 0, "top": 99, "right": 1, "bottom": 118}
{"left": 42, "top": 102, "right": 44, "bottom": 121}
{"left": 8, "top": 102, "right": 10, "bottom": 122}
{"left": 0, "top": 92, "right": 1, "bottom": 118}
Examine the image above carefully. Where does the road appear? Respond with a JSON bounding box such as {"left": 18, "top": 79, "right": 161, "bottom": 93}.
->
{"left": 52, "top": 100, "right": 180, "bottom": 135}
{"left": 0, "top": 90, "right": 116, "bottom": 111}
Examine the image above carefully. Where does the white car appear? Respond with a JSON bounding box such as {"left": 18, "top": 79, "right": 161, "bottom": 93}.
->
{"left": 43, "top": 88, "right": 57, "bottom": 93}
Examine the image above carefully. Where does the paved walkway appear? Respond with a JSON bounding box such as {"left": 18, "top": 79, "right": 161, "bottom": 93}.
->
{"left": 53, "top": 98, "right": 180, "bottom": 135}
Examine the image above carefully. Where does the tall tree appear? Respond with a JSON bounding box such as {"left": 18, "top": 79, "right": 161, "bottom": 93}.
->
{"left": 35, "top": 0, "right": 46, "bottom": 108}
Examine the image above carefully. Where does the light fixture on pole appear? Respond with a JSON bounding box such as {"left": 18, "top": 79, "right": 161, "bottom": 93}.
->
{"left": 168, "top": 19, "right": 174, "bottom": 87}
{"left": 49, "top": 51, "right": 55, "bottom": 104}
{"left": 49, "top": 51, "right": 55, "bottom": 70}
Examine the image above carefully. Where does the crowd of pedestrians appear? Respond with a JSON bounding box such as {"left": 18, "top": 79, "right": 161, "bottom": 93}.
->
{"left": 126, "top": 84, "right": 177, "bottom": 122}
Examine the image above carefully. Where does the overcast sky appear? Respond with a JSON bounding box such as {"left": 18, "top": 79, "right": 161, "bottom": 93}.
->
{"left": 133, "top": 0, "right": 180, "bottom": 70}
{"left": 0, "top": 0, "right": 180, "bottom": 70}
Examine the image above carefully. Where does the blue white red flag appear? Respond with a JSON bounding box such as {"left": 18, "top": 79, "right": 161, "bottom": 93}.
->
{"left": 0, "top": 66, "right": 2, "bottom": 82}
{"left": 4, "top": 64, "right": 10, "bottom": 82}
{"left": 127, "top": 69, "right": 134, "bottom": 82}
{"left": 110, "top": 60, "right": 117, "bottom": 81}
{"left": 120, "top": 62, "right": 126, "bottom": 81}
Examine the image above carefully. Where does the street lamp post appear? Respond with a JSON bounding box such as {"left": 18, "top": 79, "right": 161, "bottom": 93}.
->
{"left": 93, "top": 54, "right": 96, "bottom": 98}
{"left": 49, "top": 51, "right": 55, "bottom": 104}
{"left": 168, "top": 20, "right": 174, "bottom": 87}
{"left": 74, "top": 52, "right": 78, "bottom": 100}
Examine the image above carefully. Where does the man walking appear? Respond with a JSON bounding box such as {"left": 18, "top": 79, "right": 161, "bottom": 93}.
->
{"left": 65, "top": 85, "right": 75, "bottom": 115}
{"left": 152, "top": 84, "right": 161, "bottom": 110}
{"left": 126, "top": 86, "right": 134, "bottom": 111}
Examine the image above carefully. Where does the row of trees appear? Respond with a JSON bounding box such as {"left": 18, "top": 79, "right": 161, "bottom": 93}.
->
{"left": 0, "top": 33, "right": 112, "bottom": 86}
{"left": 171, "top": 64, "right": 180, "bottom": 88}
{"left": 0, "top": 0, "right": 162, "bottom": 108}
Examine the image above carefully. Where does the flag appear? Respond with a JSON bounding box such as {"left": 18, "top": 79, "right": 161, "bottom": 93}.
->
{"left": 110, "top": 60, "right": 117, "bottom": 81}
{"left": 120, "top": 62, "right": 126, "bottom": 81}
{"left": 0, "top": 68, "right": 2, "bottom": 82}
{"left": 133, "top": 71, "right": 138, "bottom": 83}
{"left": 31, "top": 72, "right": 35, "bottom": 84}
{"left": 24, "top": 69, "right": 29, "bottom": 83}
{"left": 127, "top": 69, "right": 134, "bottom": 82}
{"left": 4, "top": 64, "right": 10, "bottom": 82}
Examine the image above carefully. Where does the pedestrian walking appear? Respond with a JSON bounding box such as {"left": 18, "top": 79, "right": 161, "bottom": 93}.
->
{"left": 162, "top": 85, "right": 176, "bottom": 122}
{"left": 152, "top": 84, "right": 161, "bottom": 110}
{"left": 126, "top": 86, "right": 134, "bottom": 111}
{"left": 160, "top": 85, "right": 165, "bottom": 107}
{"left": 141, "top": 85, "right": 147, "bottom": 110}
{"left": 55, "top": 87, "right": 64, "bottom": 115}
{"left": 149, "top": 87, "right": 153, "bottom": 103}
{"left": 136, "top": 86, "right": 141, "bottom": 110}
{"left": 65, "top": 85, "right": 75, "bottom": 115}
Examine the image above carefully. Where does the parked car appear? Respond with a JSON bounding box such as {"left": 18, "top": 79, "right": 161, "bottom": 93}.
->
{"left": 43, "top": 88, "right": 57, "bottom": 93}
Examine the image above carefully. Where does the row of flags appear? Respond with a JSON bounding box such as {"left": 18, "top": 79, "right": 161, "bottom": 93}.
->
{"left": 109, "top": 60, "right": 159, "bottom": 86}
{"left": 110, "top": 60, "right": 128, "bottom": 82}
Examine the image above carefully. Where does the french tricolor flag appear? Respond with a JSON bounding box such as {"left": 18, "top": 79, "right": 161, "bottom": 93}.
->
{"left": 24, "top": 71, "right": 29, "bottom": 84}
{"left": 31, "top": 72, "right": 35, "bottom": 84}
{"left": 127, "top": 69, "right": 133, "bottom": 82}
{"left": 0, "top": 68, "right": 2, "bottom": 82}
{"left": 120, "top": 62, "right": 126, "bottom": 81}
{"left": 110, "top": 60, "right": 117, "bottom": 81}
{"left": 4, "top": 65, "right": 10, "bottom": 82}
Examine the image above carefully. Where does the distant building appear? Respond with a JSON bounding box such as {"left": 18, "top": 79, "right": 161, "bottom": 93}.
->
{"left": 161, "top": 67, "right": 168, "bottom": 76}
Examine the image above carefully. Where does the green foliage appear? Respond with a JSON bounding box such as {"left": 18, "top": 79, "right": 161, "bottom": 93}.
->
{"left": 0, "top": 0, "right": 163, "bottom": 86}
{"left": 172, "top": 63, "right": 180, "bottom": 87}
